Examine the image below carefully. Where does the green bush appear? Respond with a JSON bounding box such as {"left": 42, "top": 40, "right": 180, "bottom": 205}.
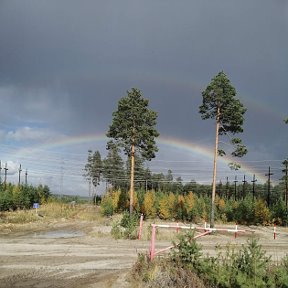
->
{"left": 223, "top": 199, "right": 235, "bottom": 222}
{"left": 170, "top": 235, "right": 273, "bottom": 287}
{"left": 273, "top": 255, "right": 288, "bottom": 288}
{"left": 111, "top": 211, "right": 139, "bottom": 239}
{"left": 272, "top": 199, "right": 288, "bottom": 226}
{"left": 234, "top": 196, "right": 255, "bottom": 224}
{"left": 100, "top": 196, "right": 114, "bottom": 216}
{"left": 110, "top": 220, "right": 122, "bottom": 239}
{"left": 232, "top": 239, "right": 271, "bottom": 287}
{"left": 171, "top": 230, "right": 203, "bottom": 270}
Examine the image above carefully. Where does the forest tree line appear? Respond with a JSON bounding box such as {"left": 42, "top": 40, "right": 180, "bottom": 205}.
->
{"left": 0, "top": 183, "right": 51, "bottom": 211}
{"left": 84, "top": 148, "right": 288, "bottom": 223}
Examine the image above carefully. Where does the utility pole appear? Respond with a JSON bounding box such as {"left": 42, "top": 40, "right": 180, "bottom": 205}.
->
{"left": 225, "top": 177, "right": 229, "bottom": 199}
{"left": 282, "top": 160, "right": 288, "bottom": 211}
{"left": 234, "top": 176, "right": 238, "bottom": 201}
{"left": 218, "top": 179, "right": 223, "bottom": 198}
{"left": 60, "top": 160, "right": 64, "bottom": 195}
{"left": 88, "top": 179, "right": 92, "bottom": 197}
{"left": 251, "top": 174, "right": 257, "bottom": 201}
{"left": 0, "top": 160, "right": 2, "bottom": 187}
{"left": 25, "top": 169, "right": 28, "bottom": 186}
{"left": 265, "top": 166, "right": 273, "bottom": 207}
{"left": 18, "top": 164, "right": 22, "bottom": 185}
{"left": 242, "top": 175, "right": 247, "bottom": 199}
{"left": 4, "top": 163, "right": 8, "bottom": 188}
{"left": 285, "top": 162, "right": 288, "bottom": 211}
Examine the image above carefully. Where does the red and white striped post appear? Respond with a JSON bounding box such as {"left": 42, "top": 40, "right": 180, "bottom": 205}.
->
{"left": 138, "top": 214, "right": 144, "bottom": 240}
{"left": 235, "top": 224, "right": 238, "bottom": 239}
{"left": 274, "top": 224, "right": 276, "bottom": 240}
{"left": 176, "top": 222, "right": 179, "bottom": 233}
{"left": 150, "top": 224, "right": 157, "bottom": 261}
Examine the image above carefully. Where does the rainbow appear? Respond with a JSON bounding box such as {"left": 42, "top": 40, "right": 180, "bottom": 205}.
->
{"left": 13, "top": 132, "right": 267, "bottom": 183}
{"left": 156, "top": 135, "right": 267, "bottom": 183}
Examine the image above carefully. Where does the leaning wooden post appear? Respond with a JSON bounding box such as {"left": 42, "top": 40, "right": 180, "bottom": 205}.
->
{"left": 150, "top": 224, "right": 156, "bottom": 261}
{"left": 138, "top": 214, "right": 144, "bottom": 240}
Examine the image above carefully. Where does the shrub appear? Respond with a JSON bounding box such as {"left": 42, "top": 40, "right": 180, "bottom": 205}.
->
{"left": 111, "top": 190, "right": 121, "bottom": 212}
{"left": 110, "top": 220, "right": 122, "bottom": 239}
{"left": 100, "top": 196, "right": 114, "bottom": 216}
{"left": 176, "top": 195, "right": 185, "bottom": 220}
{"left": 167, "top": 192, "right": 176, "bottom": 218}
{"left": 234, "top": 196, "right": 255, "bottom": 225}
{"left": 184, "top": 192, "right": 195, "bottom": 221}
{"left": 224, "top": 200, "right": 235, "bottom": 222}
{"left": 171, "top": 230, "right": 204, "bottom": 272}
{"left": 143, "top": 190, "right": 157, "bottom": 218}
{"left": 255, "top": 199, "right": 271, "bottom": 225}
{"left": 272, "top": 199, "right": 288, "bottom": 226}
{"left": 158, "top": 194, "right": 170, "bottom": 219}
{"left": 216, "top": 198, "right": 227, "bottom": 223}
{"left": 111, "top": 211, "right": 139, "bottom": 239}
{"left": 131, "top": 253, "right": 206, "bottom": 288}
{"left": 0, "top": 191, "right": 13, "bottom": 211}
{"left": 273, "top": 255, "right": 288, "bottom": 288}
{"left": 196, "top": 196, "right": 210, "bottom": 222}
{"left": 132, "top": 234, "right": 288, "bottom": 288}
{"left": 232, "top": 239, "right": 271, "bottom": 287}
{"left": 171, "top": 235, "right": 272, "bottom": 287}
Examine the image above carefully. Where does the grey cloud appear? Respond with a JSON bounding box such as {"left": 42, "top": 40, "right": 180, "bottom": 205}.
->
{"left": 0, "top": 1, "right": 287, "bottom": 192}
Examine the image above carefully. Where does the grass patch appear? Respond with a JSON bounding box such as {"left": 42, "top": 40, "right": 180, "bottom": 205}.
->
{"left": 0, "top": 210, "right": 39, "bottom": 224}
{"left": 0, "top": 203, "right": 106, "bottom": 224}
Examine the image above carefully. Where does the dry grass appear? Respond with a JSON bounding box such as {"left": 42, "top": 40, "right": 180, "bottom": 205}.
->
{"left": 0, "top": 209, "right": 39, "bottom": 224}
{"left": 0, "top": 203, "right": 111, "bottom": 234}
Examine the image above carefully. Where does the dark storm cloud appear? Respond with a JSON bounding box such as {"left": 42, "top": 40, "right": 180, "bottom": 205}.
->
{"left": 0, "top": 0, "right": 287, "bottom": 161}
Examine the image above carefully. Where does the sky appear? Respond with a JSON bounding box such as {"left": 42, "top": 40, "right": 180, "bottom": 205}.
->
{"left": 0, "top": 0, "right": 287, "bottom": 196}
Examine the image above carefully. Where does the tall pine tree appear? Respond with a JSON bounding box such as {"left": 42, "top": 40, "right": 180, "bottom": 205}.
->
{"left": 107, "top": 88, "right": 159, "bottom": 215}
{"left": 199, "top": 71, "right": 247, "bottom": 227}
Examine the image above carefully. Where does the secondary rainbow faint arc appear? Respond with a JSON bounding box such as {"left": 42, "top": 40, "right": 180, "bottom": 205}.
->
{"left": 14, "top": 133, "right": 266, "bottom": 183}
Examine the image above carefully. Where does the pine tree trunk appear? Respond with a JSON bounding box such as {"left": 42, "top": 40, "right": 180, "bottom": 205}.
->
{"left": 210, "top": 107, "right": 220, "bottom": 228}
{"left": 285, "top": 167, "right": 288, "bottom": 212}
{"left": 129, "top": 143, "right": 135, "bottom": 216}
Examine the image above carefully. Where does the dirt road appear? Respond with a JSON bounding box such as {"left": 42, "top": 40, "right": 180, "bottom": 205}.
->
{"left": 0, "top": 221, "right": 287, "bottom": 288}
{"left": 0, "top": 221, "right": 149, "bottom": 288}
